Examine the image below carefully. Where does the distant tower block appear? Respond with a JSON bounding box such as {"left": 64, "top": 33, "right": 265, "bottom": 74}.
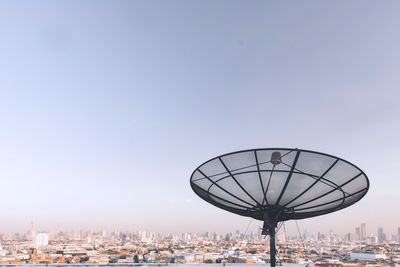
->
{"left": 31, "top": 221, "right": 35, "bottom": 244}
{"left": 361, "top": 223, "right": 366, "bottom": 240}
{"left": 191, "top": 148, "right": 369, "bottom": 267}
{"left": 356, "top": 227, "right": 361, "bottom": 240}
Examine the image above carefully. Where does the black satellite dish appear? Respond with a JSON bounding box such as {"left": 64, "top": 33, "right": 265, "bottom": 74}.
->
{"left": 190, "top": 148, "right": 369, "bottom": 267}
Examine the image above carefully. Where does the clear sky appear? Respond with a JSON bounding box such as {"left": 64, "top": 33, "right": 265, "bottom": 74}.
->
{"left": 0, "top": 1, "right": 399, "bottom": 237}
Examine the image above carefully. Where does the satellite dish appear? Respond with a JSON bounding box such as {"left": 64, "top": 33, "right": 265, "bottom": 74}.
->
{"left": 190, "top": 148, "right": 369, "bottom": 267}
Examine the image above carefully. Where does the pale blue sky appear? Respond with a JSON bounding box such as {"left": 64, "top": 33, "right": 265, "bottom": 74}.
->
{"left": 0, "top": 1, "right": 399, "bottom": 236}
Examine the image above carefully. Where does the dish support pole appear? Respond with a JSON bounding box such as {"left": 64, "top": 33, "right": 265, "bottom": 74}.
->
{"left": 262, "top": 215, "right": 278, "bottom": 267}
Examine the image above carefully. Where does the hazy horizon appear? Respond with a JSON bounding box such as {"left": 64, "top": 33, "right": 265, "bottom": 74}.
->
{"left": 0, "top": 1, "right": 399, "bottom": 237}
{"left": 4, "top": 219, "right": 398, "bottom": 239}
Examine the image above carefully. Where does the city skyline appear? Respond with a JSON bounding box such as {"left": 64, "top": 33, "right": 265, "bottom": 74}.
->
{"left": 2, "top": 220, "right": 400, "bottom": 240}
{"left": 0, "top": 222, "right": 396, "bottom": 265}
{"left": 0, "top": 1, "right": 400, "bottom": 235}
{"left": 2, "top": 220, "right": 400, "bottom": 243}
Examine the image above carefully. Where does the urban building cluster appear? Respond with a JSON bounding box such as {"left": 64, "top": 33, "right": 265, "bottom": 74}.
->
{"left": 0, "top": 222, "right": 399, "bottom": 265}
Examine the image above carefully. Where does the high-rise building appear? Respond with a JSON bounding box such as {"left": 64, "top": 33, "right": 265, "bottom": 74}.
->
{"left": 35, "top": 232, "right": 49, "bottom": 247}
{"left": 361, "top": 223, "right": 366, "bottom": 240}
{"left": 31, "top": 221, "right": 35, "bottom": 244}
{"left": 205, "top": 231, "right": 212, "bottom": 240}
{"left": 355, "top": 227, "right": 361, "bottom": 240}
{"left": 378, "top": 227, "right": 386, "bottom": 243}
{"left": 345, "top": 232, "right": 352, "bottom": 241}
{"left": 391, "top": 234, "right": 397, "bottom": 242}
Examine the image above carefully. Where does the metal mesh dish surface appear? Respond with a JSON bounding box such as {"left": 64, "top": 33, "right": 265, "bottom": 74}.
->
{"left": 190, "top": 148, "right": 369, "bottom": 222}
